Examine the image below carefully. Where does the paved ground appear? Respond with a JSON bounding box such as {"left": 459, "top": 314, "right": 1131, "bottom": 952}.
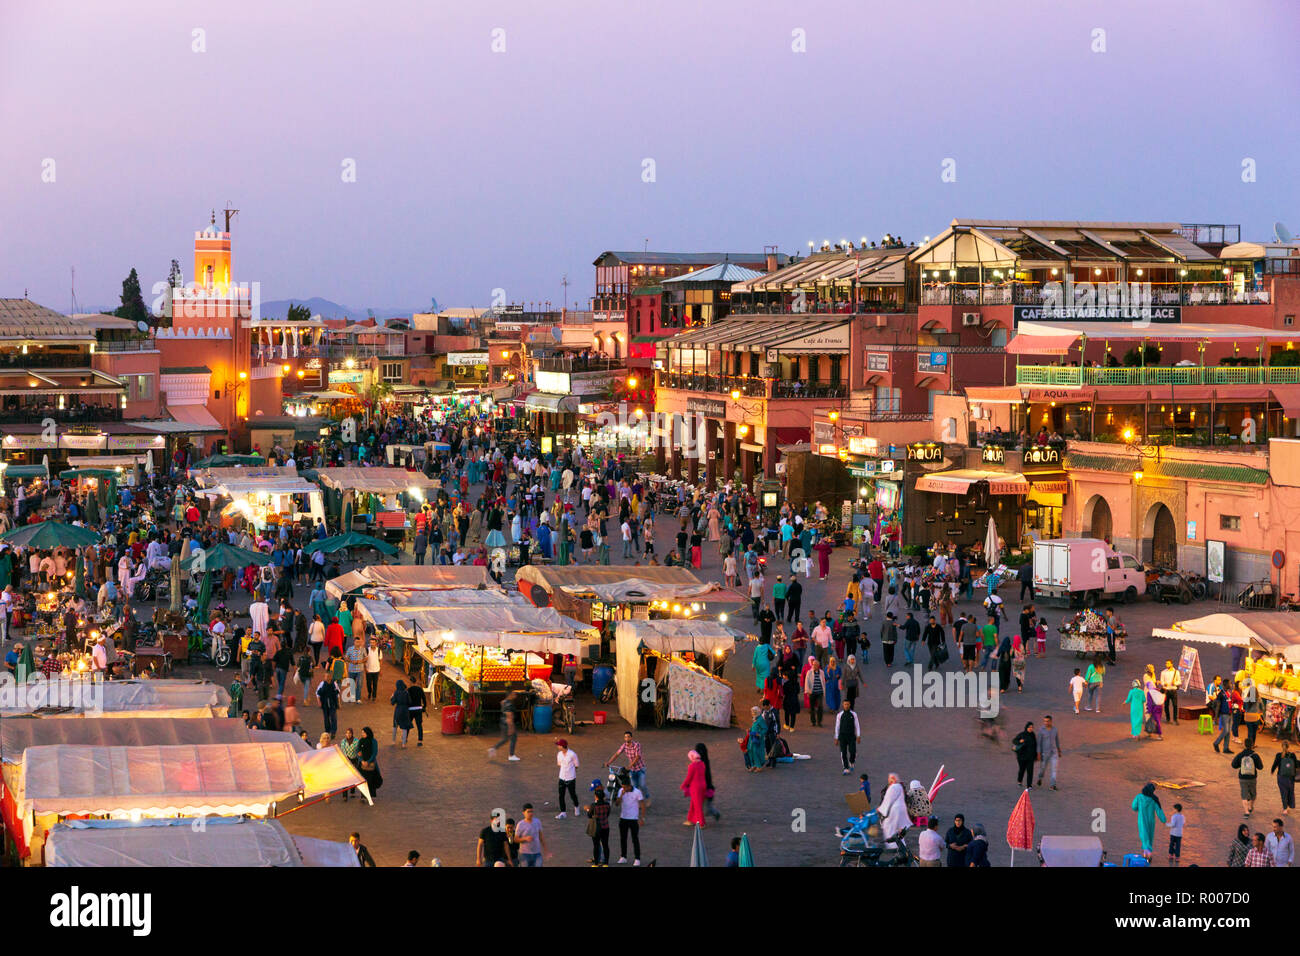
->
{"left": 22, "top": 493, "right": 1289, "bottom": 867}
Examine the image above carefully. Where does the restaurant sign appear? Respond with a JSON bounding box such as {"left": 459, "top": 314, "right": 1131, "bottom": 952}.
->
{"left": 847, "top": 436, "right": 878, "bottom": 456}
{"left": 107, "top": 435, "right": 165, "bottom": 450}
{"left": 688, "top": 397, "right": 726, "bottom": 418}
{"left": 917, "top": 351, "right": 949, "bottom": 373}
{"left": 1023, "top": 445, "right": 1061, "bottom": 467}
{"left": 867, "top": 352, "right": 891, "bottom": 372}
{"left": 1013, "top": 304, "right": 1181, "bottom": 325}
{"left": 906, "top": 442, "right": 943, "bottom": 462}
{"left": 813, "top": 421, "right": 836, "bottom": 445}
{"left": 981, "top": 445, "right": 1005, "bottom": 464}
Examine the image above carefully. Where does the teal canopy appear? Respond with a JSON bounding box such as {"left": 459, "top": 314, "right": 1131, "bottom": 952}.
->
{"left": 304, "top": 532, "right": 398, "bottom": 556}
{"left": 191, "top": 454, "right": 266, "bottom": 469}
{"left": 180, "top": 542, "right": 270, "bottom": 573}
{"left": 0, "top": 520, "right": 102, "bottom": 549}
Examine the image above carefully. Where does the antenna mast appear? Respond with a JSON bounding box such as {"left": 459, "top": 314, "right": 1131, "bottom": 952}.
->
{"left": 223, "top": 202, "right": 239, "bottom": 233}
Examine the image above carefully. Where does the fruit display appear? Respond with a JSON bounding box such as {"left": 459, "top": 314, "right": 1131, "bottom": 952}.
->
{"left": 436, "top": 642, "right": 538, "bottom": 687}
{"left": 1250, "top": 658, "right": 1300, "bottom": 699}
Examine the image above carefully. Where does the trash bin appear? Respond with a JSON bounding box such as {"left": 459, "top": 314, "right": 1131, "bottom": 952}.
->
{"left": 441, "top": 705, "right": 465, "bottom": 735}
{"left": 592, "top": 664, "right": 615, "bottom": 701}
{"left": 532, "top": 703, "right": 554, "bottom": 734}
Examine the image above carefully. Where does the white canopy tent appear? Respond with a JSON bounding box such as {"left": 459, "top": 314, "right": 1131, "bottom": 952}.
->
{"left": 1152, "top": 613, "right": 1300, "bottom": 663}
{"left": 326, "top": 565, "right": 492, "bottom": 599}
{"left": 388, "top": 605, "right": 589, "bottom": 657}
{"left": 316, "top": 467, "right": 441, "bottom": 495}
{"left": 45, "top": 817, "right": 359, "bottom": 867}
{"left": 614, "top": 620, "right": 737, "bottom": 729}
{"left": 0, "top": 679, "right": 230, "bottom": 718}
{"left": 1, "top": 717, "right": 251, "bottom": 764}
{"left": 194, "top": 464, "right": 326, "bottom": 530}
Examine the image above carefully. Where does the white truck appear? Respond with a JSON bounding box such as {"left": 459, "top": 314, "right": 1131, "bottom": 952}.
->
{"left": 1032, "top": 538, "right": 1145, "bottom": 605}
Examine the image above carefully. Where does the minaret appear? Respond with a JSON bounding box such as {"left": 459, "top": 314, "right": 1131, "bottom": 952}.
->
{"left": 193, "top": 209, "right": 232, "bottom": 292}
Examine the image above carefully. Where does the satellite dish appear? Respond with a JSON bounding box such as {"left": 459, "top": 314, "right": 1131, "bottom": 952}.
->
{"left": 136, "top": 320, "right": 150, "bottom": 333}
{"left": 1275, "top": 222, "right": 1294, "bottom": 243}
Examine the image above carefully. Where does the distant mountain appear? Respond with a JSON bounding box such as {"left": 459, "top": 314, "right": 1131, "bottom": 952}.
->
{"left": 256, "top": 297, "right": 430, "bottom": 320}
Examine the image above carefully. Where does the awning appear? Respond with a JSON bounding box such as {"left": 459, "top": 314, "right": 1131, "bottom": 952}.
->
{"left": 1006, "top": 332, "right": 1082, "bottom": 355}
{"left": 164, "top": 404, "right": 224, "bottom": 431}
{"left": 1092, "top": 387, "right": 1148, "bottom": 403}
{"left": 1212, "top": 386, "right": 1271, "bottom": 402}
{"left": 1273, "top": 389, "right": 1300, "bottom": 420}
{"left": 525, "top": 392, "right": 579, "bottom": 413}
{"left": 965, "top": 386, "right": 1025, "bottom": 404}
{"left": 914, "top": 470, "right": 1029, "bottom": 496}
{"left": 1152, "top": 613, "right": 1300, "bottom": 662}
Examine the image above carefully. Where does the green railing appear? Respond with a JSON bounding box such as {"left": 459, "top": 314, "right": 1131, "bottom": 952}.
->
{"left": 1016, "top": 365, "right": 1300, "bottom": 387}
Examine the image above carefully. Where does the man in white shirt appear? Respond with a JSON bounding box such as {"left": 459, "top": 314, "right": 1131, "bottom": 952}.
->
{"left": 554, "top": 738, "right": 580, "bottom": 819}
{"left": 616, "top": 779, "right": 644, "bottom": 866}
{"left": 0, "top": 586, "right": 12, "bottom": 642}
{"left": 249, "top": 598, "right": 269, "bottom": 639}
{"left": 1266, "top": 818, "right": 1294, "bottom": 867}
{"left": 1159, "top": 659, "right": 1182, "bottom": 726}
{"left": 620, "top": 520, "right": 633, "bottom": 558}
{"left": 917, "top": 816, "right": 945, "bottom": 866}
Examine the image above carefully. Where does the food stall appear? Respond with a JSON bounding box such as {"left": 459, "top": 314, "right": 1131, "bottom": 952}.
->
{"left": 1058, "top": 608, "right": 1127, "bottom": 656}
{"left": 325, "top": 565, "right": 492, "bottom": 601}
{"left": 378, "top": 604, "right": 590, "bottom": 733}
{"left": 3, "top": 741, "right": 369, "bottom": 865}
{"left": 193, "top": 465, "right": 326, "bottom": 533}
{"left": 45, "top": 817, "right": 359, "bottom": 868}
{"left": 614, "top": 620, "right": 737, "bottom": 729}
{"left": 1153, "top": 613, "right": 1300, "bottom": 736}
{"left": 315, "top": 466, "right": 441, "bottom": 535}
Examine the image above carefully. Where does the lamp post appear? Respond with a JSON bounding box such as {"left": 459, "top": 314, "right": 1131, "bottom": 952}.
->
{"left": 221, "top": 371, "right": 249, "bottom": 453}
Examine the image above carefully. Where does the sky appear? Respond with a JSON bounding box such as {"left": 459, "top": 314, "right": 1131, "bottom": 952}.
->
{"left": 1, "top": 0, "right": 1297, "bottom": 315}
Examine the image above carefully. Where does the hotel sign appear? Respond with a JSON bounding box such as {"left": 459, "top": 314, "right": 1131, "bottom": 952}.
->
{"left": 866, "top": 352, "right": 891, "bottom": 372}
{"left": 1023, "top": 445, "right": 1061, "bottom": 467}
{"left": 688, "top": 397, "right": 726, "bottom": 418}
{"left": 917, "top": 352, "right": 949, "bottom": 373}
{"left": 534, "top": 370, "right": 571, "bottom": 395}
{"left": 907, "top": 442, "right": 943, "bottom": 462}
{"left": 446, "top": 351, "right": 489, "bottom": 367}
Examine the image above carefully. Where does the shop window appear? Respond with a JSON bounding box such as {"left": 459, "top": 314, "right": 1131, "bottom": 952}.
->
{"left": 382, "top": 362, "right": 403, "bottom": 383}
{"left": 808, "top": 357, "right": 820, "bottom": 383}
{"left": 1220, "top": 514, "right": 1241, "bottom": 531}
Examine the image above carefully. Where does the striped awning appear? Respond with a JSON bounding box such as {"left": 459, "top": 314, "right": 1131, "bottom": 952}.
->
{"left": 914, "top": 470, "right": 1029, "bottom": 496}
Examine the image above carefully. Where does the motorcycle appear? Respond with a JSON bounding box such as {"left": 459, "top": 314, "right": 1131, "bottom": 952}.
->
{"left": 837, "top": 814, "right": 918, "bottom": 867}
{"left": 602, "top": 764, "right": 633, "bottom": 804}
{"left": 1155, "top": 570, "right": 1193, "bottom": 605}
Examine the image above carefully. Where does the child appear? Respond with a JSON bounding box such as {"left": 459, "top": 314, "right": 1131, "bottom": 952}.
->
{"left": 1035, "top": 618, "right": 1048, "bottom": 658}
{"left": 1167, "top": 803, "right": 1185, "bottom": 866}
{"left": 1069, "top": 667, "right": 1086, "bottom": 714}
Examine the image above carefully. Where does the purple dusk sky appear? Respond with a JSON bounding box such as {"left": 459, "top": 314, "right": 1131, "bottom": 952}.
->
{"left": 1, "top": 0, "right": 1297, "bottom": 315}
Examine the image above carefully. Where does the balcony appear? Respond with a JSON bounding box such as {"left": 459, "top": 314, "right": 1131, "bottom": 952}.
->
{"left": 657, "top": 371, "right": 847, "bottom": 400}
{"left": 729, "top": 298, "right": 908, "bottom": 316}
{"left": 535, "top": 355, "right": 623, "bottom": 373}
{"left": 0, "top": 405, "right": 123, "bottom": 425}
{"left": 923, "top": 281, "right": 1271, "bottom": 307}
{"left": 95, "top": 337, "right": 156, "bottom": 353}
{"left": 0, "top": 352, "right": 97, "bottom": 370}
{"left": 1015, "top": 365, "right": 1300, "bottom": 387}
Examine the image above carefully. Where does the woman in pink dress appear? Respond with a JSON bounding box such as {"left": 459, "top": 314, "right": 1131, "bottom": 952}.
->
{"left": 680, "top": 750, "right": 708, "bottom": 826}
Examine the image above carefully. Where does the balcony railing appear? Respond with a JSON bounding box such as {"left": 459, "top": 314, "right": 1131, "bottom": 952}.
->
{"left": 0, "top": 353, "right": 96, "bottom": 370}
{"left": 1016, "top": 365, "right": 1300, "bottom": 387}
{"left": 922, "top": 282, "right": 1271, "bottom": 307}
{"left": 728, "top": 299, "right": 908, "bottom": 315}
{"left": 535, "top": 356, "right": 623, "bottom": 373}
{"left": 95, "top": 338, "right": 156, "bottom": 353}
{"left": 0, "top": 405, "right": 123, "bottom": 424}
{"left": 657, "top": 371, "right": 847, "bottom": 400}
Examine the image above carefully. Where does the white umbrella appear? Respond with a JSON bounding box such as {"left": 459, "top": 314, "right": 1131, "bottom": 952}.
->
{"left": 984, "top": 516, "right": 1000, "bottom": 567}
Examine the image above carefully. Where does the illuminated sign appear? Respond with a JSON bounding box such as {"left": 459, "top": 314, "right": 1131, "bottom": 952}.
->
{"left": 848, "top": 436, "right": 878, "bottom": 456}
{"left": 446, "top": 351, "right": 490, "bottom": 367}
{"left": 534, "top": 370, "right": 572, "bottom": 395}
{"left": 1022, "top": 445, "right": 1061, "bottom": 467}
{"left": 981, "top": 445, "right": 1005, "bottom": 464}
{"left": 907, "top": 442, "right": 943, "bottom": 462}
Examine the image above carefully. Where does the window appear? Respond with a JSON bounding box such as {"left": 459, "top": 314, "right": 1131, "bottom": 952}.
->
{"left": 829, "top": 356, "right": 841, "bottom": 384}
{"left": 1286, "top": 315, "right": 1296, "bottom": 327}
{"left": 382, "top": 362, "right": 403, "bottom": 383}
{"left": 1121, "top": 556, "right": 1141, "bottom": 569}
{"left": 808, "top": 357, "right": 820, "bottom": 382}
{"left": 131, "top": 374, "right": 152, "bottom": 401}
{"left": 1107, "top": 556, "right": 1121, "bottom": 570}
{"left": 1220, "top": 514, "right": 1241, "bottom": 531}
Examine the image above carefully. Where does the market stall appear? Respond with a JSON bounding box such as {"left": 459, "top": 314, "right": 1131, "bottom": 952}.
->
{"left": 0, "top": 679, "right": 230, "bottom": 719}
{"left": 44, "top": 817, "right": 359, "bottom": 868}
{"left": 325, "top": 565, "right": 491, "bottom": 600}
{"left": 1153, "top": 613, "right": 1300, "bottom": 736}
{"left": 315, "top": 467, "right": 441, "bottom": 536}
{"left": 1058, "top": 608, "right": 1128, "bottom": 656}
{"left": 193, "top": 465, "right": 325, "bottom": 533}
{"left": 4, "top": 741, "right": 369, "bottom": 864}
{"left": 1, "top": 717, "right": 252, "bottom": 764}
{"left": 613, "top": 620, "right": 737, "bottom": 729}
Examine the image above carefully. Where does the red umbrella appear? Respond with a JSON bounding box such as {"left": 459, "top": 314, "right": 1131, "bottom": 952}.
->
{"left": 1006, "top": 788, "right": 1036, "bottom": 867}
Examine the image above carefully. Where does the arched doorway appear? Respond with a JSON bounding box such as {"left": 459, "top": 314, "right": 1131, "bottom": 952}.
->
{"left": 1083, "top": 495, "right": 1113, "bottom": 543}
{"left": 1146, "top": 503, "right": 1177, "bottom": 569}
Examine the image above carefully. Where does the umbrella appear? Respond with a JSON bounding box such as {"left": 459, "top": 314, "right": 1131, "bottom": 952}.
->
{"left": 170, "top": 560, "right": 182, "bottom": 614}
{"left": 74, "top": 552, "right": 86, "bottom": 599}
{"left": 688, "top": 823, "right": 709, "bottom": 867}
{"left": 1006, "top": 788, "right": 1036, "bottom": 867}
{"left": 16, "top": 643, "right": 35, "bottom": 683}
{"left": 191, "top": 453, "right": 266, "bottom": 469}
{"left": 342, "top": 500, "right": 353, "bottom": 533}
{"left": 304, "top": 532, "right": 398, "bottom": 556}
{"left": 180, "top": 542, "right": 269, "bottom": 573}
{"left": 737, "top": 833, "right": 755, "bottom": 867}
{"left": 83, "top": 488, "right": 99, "bottom": 524}
{"left": 485, "top": 529, "right": 506, "bottom": 549}
{"left": 0, "top": 520, "right": 102, "bottom": 549}
{"left": 984, "top": 516, "right": 1001, "bottom": 568}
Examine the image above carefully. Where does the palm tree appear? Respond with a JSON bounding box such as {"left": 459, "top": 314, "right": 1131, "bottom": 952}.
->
{"left": 363, "top": 380, "right": 394, "bottom": 426}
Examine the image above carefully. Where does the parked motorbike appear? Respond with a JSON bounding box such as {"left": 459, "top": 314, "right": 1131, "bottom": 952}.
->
{"left": 1154, "top": 570, "right": 1193, "bottom": 605}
